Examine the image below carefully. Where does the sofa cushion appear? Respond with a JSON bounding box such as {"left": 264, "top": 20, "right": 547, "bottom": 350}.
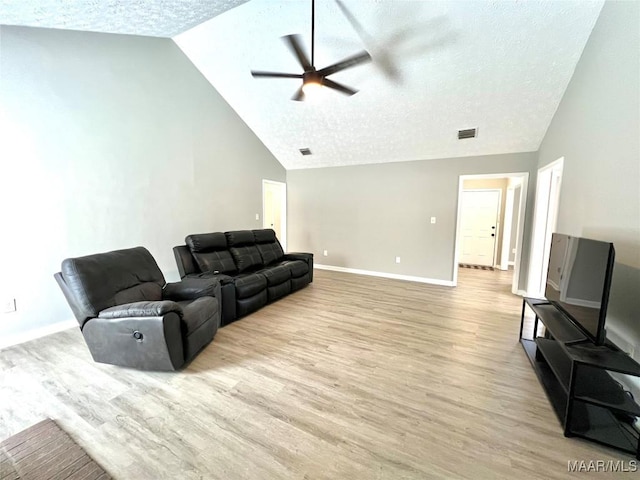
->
{"left": 233, "top": 273, "right": 267, "bottom": 299}
{"left": 236, "top": 290, "right": 268, "bottom": 317}
{"left": 281, "top": 259, "right": 309, "bottom": 278}
{"left": 186, "top": 233, "right": 227, "bottom": 252}
{"left": 229, "top": 245, "right": 263, "bottom": 273}
{"left": 253, "top": 229, "right": 278, "bottom": 244}
{"left": 186, "top": 233, "right": 237, "bottom": 274}
{"left": 226, "top": 230, "right": 263, "bottom": 273}
{"left": 253, "top": 230, "right": 285, "bottom": 265}
{"left": 225, "top": 230, "right": 255, "bottom": 246}
{"left": 256, "top": 265, "right": 291, "bottom": 286}
{"left": 192, "top": 251, "right": 237, "bottom": 275}
{"left": 266, "top": 282, "right": 291, "bottom": 302}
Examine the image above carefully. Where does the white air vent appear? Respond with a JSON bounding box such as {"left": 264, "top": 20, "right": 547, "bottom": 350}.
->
{"left": 458, "top": 128, "right": 477, "bottom": 139}
{"left": 299, "top": 148, "right": 312, "bottom": 156}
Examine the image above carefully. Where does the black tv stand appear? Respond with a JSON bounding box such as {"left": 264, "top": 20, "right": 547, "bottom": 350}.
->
{"left": 520, "top": 297, "right": 640, "bottom": 459}
{"left": 564, "top": 338, "right": 595, "bottom": 347}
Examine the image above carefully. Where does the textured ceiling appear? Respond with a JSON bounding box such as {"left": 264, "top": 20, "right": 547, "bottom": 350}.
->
{"left": 1, "top": 0, "right": 604, "bottom": 170}
{"left": 0, "top": 0, "right": 249, "bottom": 37}
{"left": 175, "top": 0, "right": 604, "bottom": 169}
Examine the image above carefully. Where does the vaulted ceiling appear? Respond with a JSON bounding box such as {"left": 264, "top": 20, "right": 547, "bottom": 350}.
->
{"left": 1, "top": 0, "right": 604, "bottom": 170}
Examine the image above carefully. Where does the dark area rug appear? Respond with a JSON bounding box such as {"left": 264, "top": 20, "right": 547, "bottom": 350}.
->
{"left": 458, "top": 263, "right": 494, "bottom": 271}
{"left": 0, "top": 418, "right": 111, "bottom": 480}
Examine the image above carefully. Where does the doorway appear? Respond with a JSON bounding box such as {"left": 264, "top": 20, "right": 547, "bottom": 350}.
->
{"left": 454, "top": 172, "right": 529, "bottom": 294}
{"left": 527, "top": 158, "right": 564, "bottom": 297}
{"left": 459, "top": 189, "right": 501, "bottom": 267}
{"left": 262, "top": 180, "right": 287, "bottom": 250}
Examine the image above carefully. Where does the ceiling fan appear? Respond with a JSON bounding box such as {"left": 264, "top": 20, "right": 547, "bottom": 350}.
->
{"left": 251, "top": 0, "right": 372, "bottom": 101}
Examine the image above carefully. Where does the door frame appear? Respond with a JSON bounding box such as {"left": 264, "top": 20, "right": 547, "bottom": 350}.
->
{"left": 500, "top": 186, "right": 515, "bottom": 271}
{"left": 453, "top": 172, "right": 529, "bottom": 294}
{"left": 527, "top": 157, "right": 564, "bottom": 297}
{"left": 459, "top": 188, "right": 502, "bottom": 268}
{"left": 501, "top": 178, "right": 524, "bottom": 272}
{"left": 262, "top": 179, "right": 287, "bottom": 251}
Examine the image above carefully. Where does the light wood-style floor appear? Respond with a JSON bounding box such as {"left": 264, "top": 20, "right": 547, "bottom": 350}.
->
{"left": 0, "top": 268, "right": 632, "bottom": 479}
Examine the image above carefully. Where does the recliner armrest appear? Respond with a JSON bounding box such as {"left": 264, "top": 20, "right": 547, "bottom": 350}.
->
{"left": 98, "top": 300, "right": 182, "bottom": 319}
{"left": 163, "top": 277, "right": 221, "bottom": 301}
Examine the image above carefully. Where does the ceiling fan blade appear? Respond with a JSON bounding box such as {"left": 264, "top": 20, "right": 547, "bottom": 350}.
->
{"left": 283, "top": 34, "right": 313, "bottom": 71}
{"left": 316, "top": 50, "right": 371, "bottom": 77}
{"left": 322, "top": 78, "right": 358, "bottom": 96}
{"left": 251, "top": 71, "right": 303, "bottom": 79}
{"left": 335, "top": 0, "right": 372, "bottom": 44}
{"left": 291, "top": 86, "right": 306, "bottom": 102}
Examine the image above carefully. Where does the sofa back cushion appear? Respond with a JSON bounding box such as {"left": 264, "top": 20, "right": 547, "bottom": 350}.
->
{"left": 186, "top": 233, "right": 237, "bottom": 274}
{"left": 226, "top": 230, "right": 264, "bottom": 273}
{"left": 253, "top": 229, "right": 285, "bottom": 265}
{"left": 60, "top": 247, "right": 165, "bottom": 325}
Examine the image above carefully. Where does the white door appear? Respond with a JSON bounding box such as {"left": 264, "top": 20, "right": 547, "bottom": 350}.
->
{"left": 262, "top": 180, "right": 287, "bottom": 250}
{"left": 460, "top": 190, "right": 501, "bottom": 266}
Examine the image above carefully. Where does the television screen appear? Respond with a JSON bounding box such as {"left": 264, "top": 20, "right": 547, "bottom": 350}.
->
{"left": 544, "top": 233, "right": 615, "bottom": 345}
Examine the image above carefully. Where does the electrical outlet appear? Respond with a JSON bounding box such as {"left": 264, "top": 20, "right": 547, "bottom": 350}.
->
{"left": 255, "top": 213, "right": 260, "bottom": 221}
{"left": 395, "top": 256, "right": 401, "bottom": 264}
{"left": 2, "top": 298, "right": 16, "bottom": 313}
{"left": 512, "top": 248, "right": 516, "bottom": 254}
{"left": 323, "top": 250, "right": 328, "bottom": 257}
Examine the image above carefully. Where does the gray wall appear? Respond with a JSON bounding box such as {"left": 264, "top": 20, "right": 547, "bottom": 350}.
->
{"left": 537, "top": 0, "right": 640, "bottom": 354}
{"left": 0, "top": 26, "right": 285, "bottom": 343}
{"left": 287, "top": 152, "right": 537, "bottom": 284}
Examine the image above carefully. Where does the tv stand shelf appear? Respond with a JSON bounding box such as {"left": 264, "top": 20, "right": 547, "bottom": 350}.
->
{"left": 520, "top": 297, "right": 640, "bottom": 459}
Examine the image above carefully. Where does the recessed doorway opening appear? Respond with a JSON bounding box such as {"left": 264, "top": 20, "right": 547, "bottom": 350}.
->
{"left": 454, "top": 172, "right": 529, "bottom": 294}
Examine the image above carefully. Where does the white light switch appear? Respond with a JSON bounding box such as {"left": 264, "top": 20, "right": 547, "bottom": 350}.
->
{"left": 395, "top": 257, "right": 401, "bottom": 264}
{"left": 323, "top": 250, "right": 328, "bottom": 256}
{"left": 2, "top": 298, "right": 16, "bottom": 313}
{"left": 430, "top": 217, "right": 436, "bottom": 224}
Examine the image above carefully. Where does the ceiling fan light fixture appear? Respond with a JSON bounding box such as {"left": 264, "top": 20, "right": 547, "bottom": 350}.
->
{"left": 302, "top": 79, "right": 323, "bottom": 95}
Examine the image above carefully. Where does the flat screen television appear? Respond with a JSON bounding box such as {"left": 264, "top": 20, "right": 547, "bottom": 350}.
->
{"left": 544, "top": 233, "right": 615, "bottom": 346}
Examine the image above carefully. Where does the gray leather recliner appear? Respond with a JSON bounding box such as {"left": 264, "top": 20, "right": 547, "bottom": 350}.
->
{"left": 54, "top": 246, "right": 221, "bottom": 371}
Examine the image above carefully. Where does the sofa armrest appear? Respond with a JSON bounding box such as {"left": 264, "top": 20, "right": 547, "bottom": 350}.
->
{"left": 283, "top": 252, "right": 313, "bottom": 261}
{"left": 82, "top": 313, "right": 184, "bottom": 370}
{"left": 163, "top": 277, "right": 221, "bottom": 301}
{"left": 98, "top": 301, "right": 182, "bottom": 319}
{"left": 173, "top": 245, "right": 199, "bottom": 278}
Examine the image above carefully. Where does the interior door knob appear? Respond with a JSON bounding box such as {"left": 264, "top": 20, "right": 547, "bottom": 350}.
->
{"left": 491, "top": 233, "right": 495, "bottom": 237}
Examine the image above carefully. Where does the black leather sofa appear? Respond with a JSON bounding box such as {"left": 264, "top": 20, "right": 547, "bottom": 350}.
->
{"left": 55, "top": 246, "right": 221, "bottom": 371}
{"left": 173, "top": 229, "right": 313, "bottom": 325}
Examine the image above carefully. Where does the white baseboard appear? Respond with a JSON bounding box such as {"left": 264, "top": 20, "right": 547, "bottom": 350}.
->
{"left": 314, "top": 264, "right": 455, "bottom": 287}
{"left": 0, "top": 319, "right": 77, "bottom": 351}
